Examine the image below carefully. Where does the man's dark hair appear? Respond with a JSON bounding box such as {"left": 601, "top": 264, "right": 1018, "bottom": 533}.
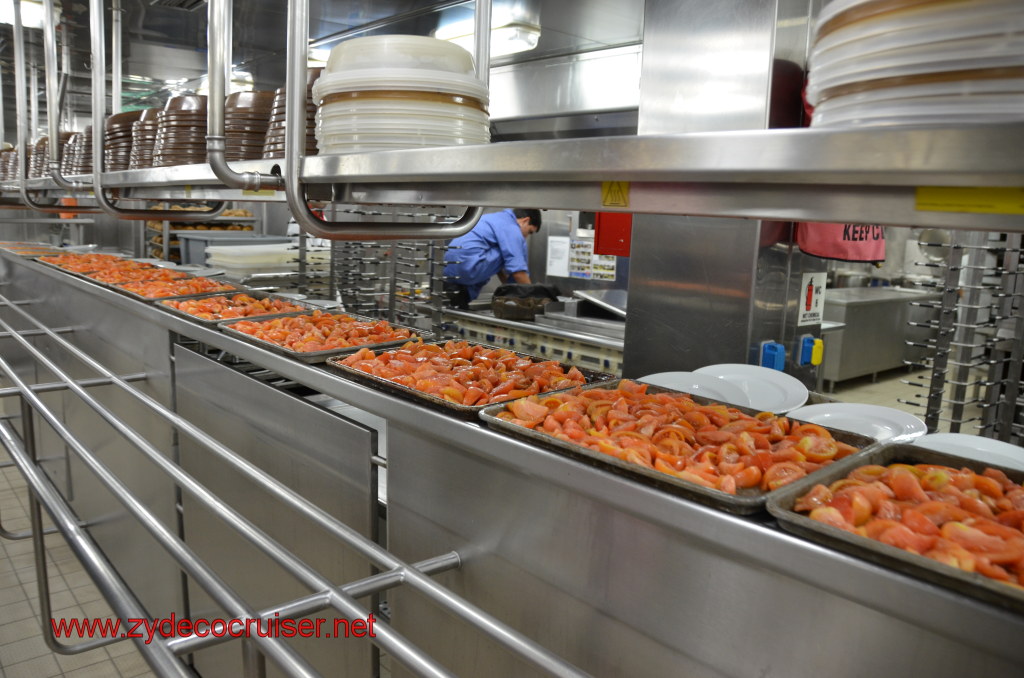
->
{"left": 513, "top": 208, "right": 542, "bottom": 232}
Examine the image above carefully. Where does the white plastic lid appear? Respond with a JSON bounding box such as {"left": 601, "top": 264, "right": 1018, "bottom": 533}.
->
{"left": 325, "top": 35, "right": 476, "bottom": 76}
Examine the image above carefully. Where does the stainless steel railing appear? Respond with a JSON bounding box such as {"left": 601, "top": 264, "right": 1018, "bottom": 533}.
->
{"left": 0, "top": 279, "right": 591, "bottom": 678}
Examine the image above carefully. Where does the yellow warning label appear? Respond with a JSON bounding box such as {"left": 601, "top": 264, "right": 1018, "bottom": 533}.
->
{"left": 601, "top": 181, "right": 630, "bottom": 208}
{"left": 916, "top": 186, "right": 1024, "bottom": 215}
{"left": 242, "top": 189, "right": 276, "bottom": 197}
{"left": 183, "top": 184, "right": 192, "bottom": 199}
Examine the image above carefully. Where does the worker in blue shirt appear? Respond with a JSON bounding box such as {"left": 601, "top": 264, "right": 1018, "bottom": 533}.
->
{"left": 443, "top": 208, "right": 542, "bottom": 309}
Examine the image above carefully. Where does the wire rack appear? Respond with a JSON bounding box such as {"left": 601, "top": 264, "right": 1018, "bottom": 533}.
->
{"left": 899, "top": 231, "right": 1024, "bottom": 442}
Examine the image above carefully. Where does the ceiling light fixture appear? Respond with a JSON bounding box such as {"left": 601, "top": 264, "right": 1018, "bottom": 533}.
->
{"left": 0, "top": 0, "right": 60, "bottom": 30}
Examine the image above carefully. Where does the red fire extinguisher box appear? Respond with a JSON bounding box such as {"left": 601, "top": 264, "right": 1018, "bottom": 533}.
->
{"left": 593, "top": 212, "right": 633, "bottom": 257}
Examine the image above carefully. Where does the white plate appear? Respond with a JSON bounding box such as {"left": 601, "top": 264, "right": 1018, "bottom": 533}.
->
{"left": 638, "top": 372, "right": 750, "bottom": 407}
{"left": 692, "top": 364, "right": 808, "bottom": 413}
{"left": 914, "top": 433, "right": 1024, "bottom": 471}
{"left": 787, "top": 403, "right": 926, "bottom": 442}
{"left": 132, "top": 258, "right": 178, "bottom": 268}
{"left": 177, "top": 266, "right": 225, "bottom": 277}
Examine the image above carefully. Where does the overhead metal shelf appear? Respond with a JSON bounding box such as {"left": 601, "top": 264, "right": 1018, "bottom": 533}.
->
{"left": 10, "top": 124, "right": 1024, "bottom": 228}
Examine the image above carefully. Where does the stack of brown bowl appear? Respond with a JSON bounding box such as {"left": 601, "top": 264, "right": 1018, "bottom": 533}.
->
{"left": 0, "top": 149, "right": 17, "bottom": 182}
{"left": 61, "top": 127, "right": 93, "bottom": 175}
{"left": 262, "top": 67, "right": 321, "bottom": 159}
{"left": 29, "top": 137, "right": 49, "bottom": 178}
{"left": 129, "top": 107, "right": 160, "bottom": 170}
{"left": 153, "top": 95, "right": 208, "bottom": 168}
{"left": 224, "top": 91, "right": 274, "bottom": 161}
{"left": 104, "top": 110, "right": 143, "bottom": 171}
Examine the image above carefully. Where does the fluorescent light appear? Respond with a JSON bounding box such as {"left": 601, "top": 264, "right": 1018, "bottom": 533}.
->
{"left": 434, "top": 12, "right": 541, "bottom": 58}
{"left": 0, "top": 0, "right": 60, "bottom": 30}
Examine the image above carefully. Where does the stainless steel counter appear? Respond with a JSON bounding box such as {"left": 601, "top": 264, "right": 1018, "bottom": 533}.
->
{"left": 823, "top": 286, "right": 943, "bottom": 389}
{"left": 4, "top": 252, "right": 1023, "bottom": 677}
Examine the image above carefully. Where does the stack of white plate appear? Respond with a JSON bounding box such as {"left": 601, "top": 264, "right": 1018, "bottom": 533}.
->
{"left": 312, "top": 35, "right": 491, "bottom": 154}
{"left": 807, "top": 0, "right": 1024, "bottom": 127}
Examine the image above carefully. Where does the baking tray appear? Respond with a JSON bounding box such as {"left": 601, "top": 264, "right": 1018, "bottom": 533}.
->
{"left": 156, "top": 290, "right": 321, "bottom": 326}
{"left": 219, "top": 312, "right": 434, "bottom": 364}
{"left": 326, "top": 340, "right": 616, "bottom": 419}
{"left": 110, "top": 277, "right": 247, "bottom": 302}
{"left": 480, "top": 379, "right": 877, "bottom": 515}
{"left": 766, "top": 442, "right": 1024, "bottom": 615}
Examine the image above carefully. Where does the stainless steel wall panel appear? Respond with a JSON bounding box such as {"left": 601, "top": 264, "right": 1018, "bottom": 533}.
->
{"left": 625, "top": 0, "right": 822, "bottom": 381}
{"left": 489, "top": 46, "right": 642, "bottom": 121}
{"left": 174, "top": 347, "right": 376, "bottom": 678}
{"left": 623, "top": 216, "right": 761, "bottom": 376}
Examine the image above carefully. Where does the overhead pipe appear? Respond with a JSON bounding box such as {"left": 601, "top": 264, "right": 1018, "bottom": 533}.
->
{"left": 282, "top": 0, "right": 487, "bottom": 240}
{"left": 13, "top": 0, "right": 97, "bottom": 212}
{"left": 41, "top": 0, "right": 101, "bottom": 201}
{"left": 205, "top": 0, "right": 283, "bottom": 191}
{"left": 88, "top": 0, "right": 226, "bottom": 221}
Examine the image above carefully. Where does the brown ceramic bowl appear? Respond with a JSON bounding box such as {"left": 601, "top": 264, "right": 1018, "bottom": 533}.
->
{"left": 225, "top": 90, "right": 275, "bottom": 112}
{"left": 106, "top": 110, "right": 143, "bottom": 129}
{"left": 164, "top": 95, "right": 208, "bottom": 112}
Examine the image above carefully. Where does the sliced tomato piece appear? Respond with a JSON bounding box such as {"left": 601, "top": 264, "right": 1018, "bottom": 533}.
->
{"left": 761, "top": 461, "right": 807, "bottom": 492}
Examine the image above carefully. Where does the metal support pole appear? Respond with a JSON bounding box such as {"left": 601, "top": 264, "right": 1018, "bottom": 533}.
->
{"left": 283, "top": 0, "right": 483, "bottom": 240}
{"left": 89, "top": 0, "right": 227, "bottom": 220}
{"left": 206, "top": 0, "right": 284, "bottom": 191}
{"left": 112, "top": 0, "right": 122, "bottom": 114}
{"left": 473, "top": 0, "right": 492, "bottom": 89}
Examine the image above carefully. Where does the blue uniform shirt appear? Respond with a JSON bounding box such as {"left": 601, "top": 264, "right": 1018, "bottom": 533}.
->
{"left": 443, "top": 209, "right": 529, "bottom": 300}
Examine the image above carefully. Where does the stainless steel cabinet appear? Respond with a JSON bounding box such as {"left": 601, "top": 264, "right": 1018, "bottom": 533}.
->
{"left": 822, "top": 287, "right": 942, "bottom": 388}
{"left": 174, "top": 347, "right": 377, "bottom": 678}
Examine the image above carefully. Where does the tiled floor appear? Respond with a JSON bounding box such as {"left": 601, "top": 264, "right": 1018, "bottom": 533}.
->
{"left": 0, "top": 458, "right": 156, "bottom": 678}
{"left": 0, "top": 365, "right": 992, "bottom": 678}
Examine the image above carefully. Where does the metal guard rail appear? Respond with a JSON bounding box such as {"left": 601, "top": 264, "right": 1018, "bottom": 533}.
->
{"left": 0, "top": 283, "right": 592, "bottom": 678}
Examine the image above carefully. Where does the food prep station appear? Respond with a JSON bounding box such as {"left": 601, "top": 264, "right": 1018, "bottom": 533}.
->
{"left": 1, "top": 0, "right": 1024, "bottom": 677}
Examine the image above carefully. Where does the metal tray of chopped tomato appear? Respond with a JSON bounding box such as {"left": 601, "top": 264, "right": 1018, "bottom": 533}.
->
{"left": 218, "top": 312, "right": 433, "bottom": 364}
{"left": 479, "top": 379, "right": 876, "bottom": 515}
{"left": 110, "top": 276, "right": 247, "bottom": 302}
{"left": 156, "top": 290, "right": 321, "bottom": 326}
{"left": 35, "top": 254, "right": 131, "bottom": 277}
{"left": 766, "top": 442, "right": 1024, "bottom": 615}
{"left": 325, "top": 340, "right": 615, "bottom": 420}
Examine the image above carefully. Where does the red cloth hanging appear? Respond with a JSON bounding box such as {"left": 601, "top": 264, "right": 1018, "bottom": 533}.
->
{"left": 796, "top": 222, "right": 886, "bottom": 262}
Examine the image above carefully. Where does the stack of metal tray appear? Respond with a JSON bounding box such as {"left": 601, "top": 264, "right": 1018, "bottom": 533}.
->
{"left": 155, "top": 290, "right": 321, "bottom": 326}
{"left": 219, "top": 311, "right": 433, "bottom": 364}
{"left": 767, "top": 442, "right": 1024, "bottom": 615}
{"left": 479, "top": 379, "right": 877, "bottom": 514}
{"left": 327, "top": 340, "right": 615, "bottom": 419}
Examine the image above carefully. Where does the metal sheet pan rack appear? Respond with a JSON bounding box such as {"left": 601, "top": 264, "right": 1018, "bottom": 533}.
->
{"left": 899, "top": 231, "right": 1024, "bottom": 441}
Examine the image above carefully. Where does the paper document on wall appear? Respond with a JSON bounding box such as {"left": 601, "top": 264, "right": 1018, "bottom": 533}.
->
{"left": 546, "top": 235, "right": 570, "bottom": 278}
